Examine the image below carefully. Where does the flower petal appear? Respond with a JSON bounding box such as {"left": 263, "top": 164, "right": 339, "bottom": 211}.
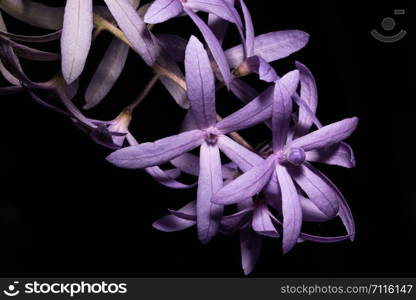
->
{"left": 294, "top": 61, "right": 318, "bottom": 137}
{"left": 184, "top": 8, "right": 232, "bottom": 88}
{"left": 240, "top": 227, "right": 262, "bottom": 275}
{"left": 217, "top": 135, "right": 263, "bottom": 172}
{"left": 212, "top": 155, "right": 275, "bottom": 205}
{"left": 105, "top": 0, "right": 157, "bottom": 66}
{"left": 168, "top": 201, "right": 197, "bottom": 221}
{"left": 84, "top": 38, "right": 129, "bottom": 109}
{"left": 143, "top": 0, "right": 183, "bottom": 24}
{"left": 185, "top": 35, "right": 216, "bottom": 129}
{"left": 61, "top": 0, "right": 93, "bottom": 84}
{"left": 220, "top": 207, "right": 253, "bottom": 234}
{"left": 289, "top": 163, "right": 340, "bottom": 218}
{"left": 106, "top": 129, "right": 204, "bottom": 169}
{"left": 230, "top": 78, "right": 258, "bottom": 104}
{"left": 252, "top": 201, "right": 279, "bottom": 238}
{"left": 152, "top": 202, "right": 196, "bottom": 232}
{"left": 300, "top": 195, "right": 332, "bottom": 222}
{"left": 7, "top": 39, "right": 60, "bottom": 61}
{"left": 245, "top": 55, "right": 278, "bottom": 82}
{"left": 156, "top": 33, "right": 187, "bottom": 62}
{"left": 300, "top": 232, "right": 352, "bottom": 243}
{"left": 272, "top": 70, "right": 299, "bottom": 151}
{"left": 306, "top": 142, "right": 356, "bottom": 168}
{"left": 197, "top": 142, "right": 224, "bottom": 244}
{"left": 145, "top": 166, "right": 197, "bottom": 189}
{"left": 0, "top": 0, "right": 64, "bottom": 30}
{"left": 238, "top": 0, "right": 254, "bottom": 56}
{"left": 225, "top": 30, "right": 309, "bottom": 68}
{"left": 0, "top": 30, "right": 62, "bottom": 43}
{"left": 287, "top": 117, "right": 359, "bottom": 152}
{"left": 275, "top": 164, "right": 302, "bottom": 253}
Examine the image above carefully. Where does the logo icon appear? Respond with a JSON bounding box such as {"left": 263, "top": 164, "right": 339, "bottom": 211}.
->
{"left": 3, "top": 282, "right": 20, "bottom": 297}
{"left": 371, "top": 9, "right": 406, "bottom": 43}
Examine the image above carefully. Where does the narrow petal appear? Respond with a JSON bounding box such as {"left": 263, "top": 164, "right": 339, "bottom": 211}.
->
{"left": 0, "top": 86, "right": 23, "bottom": 94}
{"left": 275, "top": 164, "right": 302, "bottom": 253}
{"left": 84, "top": 38, "right": 129, "bottom": 109}
{"left": 106, "top": 130, "right": 204, "bottom": 169}
{"left": 197, "top": 142, "right": 224, "bottom": 244}
{"left": 216, "top": 84, "right": 274, "bottom": 133}
{"left": 8, "top": 39, "right": 60, "bottom": 61}
{"left": 240, "top": 228, "right": 262, "bottom": 275}
{"left": 61, "top": 0, "right": 93, "bottom": 84}
{"left": 217, "top": 135, "right": 263, "bottom": 172}
{"left": 184, "top": 8, "right": 232, "bottom": 88}
{"left": 294, "top": 61, "right": 318, "bottom": 137}
{"left": 305, "top": 142, "right": 356, "bottom": 168}
{"left": 185, "top": 36, "right": 216, "bottom": 129}
{"left": 220, "top": 207, "right": 253, "bottom": 234}
{"left": 289, "top": 164, "right": 340, "bottom": 218}
{"left": 152, "top": 202, "right": 196, "bottom": 232}
{"left": 168, "top": 201, "right": 197, "bottom": 221}
{"left": 212, "top": 155, "right": 276, "bottom": 205}
{"left": 156, "top": 33, "right": 187, "bottom": 62}
{"left": 105, "top": 0, "right": 157, "bottom": 66}
{"left": 145, "top": 166, "right": 197, "bottom": 189}
{"left": 225, "top": 30, "right": 310, "bottom": 68}
{"left": 272, "top": 70, "right": 299, "bottom": 151}
{"left": 144, "top": 0, "right": 183, "bottom": 24}
{"left": 300, "top": 233, "right": 352, "bottom": 243}
{"left": 230, "top": 78, "right": 258, "bottom": 104}
{"left": 170, "top": 153, "right": 200, "bottom": 176}
{"left": 185, "top": 0, "right": 244, "bottom": 33}
{"left": 252, "top": 202, "right": 279, "bottom": 238}
{"left": 287, "top": 117, "right": 359, "bottom": 152}
{"left": 0, "top": 0, "right": 64, "bottom": 30}
{"left": 0, "top": 30, "right": 62, "bottom": 43}
{"left": 207, "top": 11, "right": 229, "bottom": 45}
{"left": 245, "top": 55, "right": 278, "bottom": 82}
{"left": 300, "top": 195, "right": 332, "bottom": 222}
{"left": 217, "top": 70, "right": 298, "bottom": 134}
{"left": 0, "top": 13, "right": 19, "bottom": 86}
{"left": 0, "top": 37, "right": 31, "bottom": 85}
{"left": 239, "top": 0, "right": 254, "bottom": 56}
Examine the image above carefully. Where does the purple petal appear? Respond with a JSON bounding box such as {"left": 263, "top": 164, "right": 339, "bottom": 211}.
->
{"left": 197, "top": 142, "right": 224, "bottom": 244}
{"left": 225, "top": 30, "right": 310, "bottom": 68}
{"left": 0, "top": 30, "right": 62, "bottom": 43}
{"left": 184, "top": 8, "right": 232, "bottom": 88}
{"left": 106, "top": 129, "right": 204, "bottom": 169}
{"left": 252, "top": 202, "right": 279, "bottom": 238}
{"left": 306, "top": 142, "right": 356, "bottom": 168}
{"left": 272, "top": 70, "right": 299, "bottom": 151}
{"left": 144, "top": 0, "right": 183, "bottom": 24}
{"left": 0, "top": 0, "right": 64, "bottom": 30}
{"left": 294, "top": 61, "right": 318, "bottom": 137}
{"left": 61, "top": 0, "right": 93, "bottom": 84}
{"left": 240, "top": 228, "right": 262, "bottom": 275}
{"left": 156, "top": 33, "right": 187, "bottom": 62}
{"left": 185, "top": 0, "right": 243, "bottom": 33}
{"left": 185, "top": 36, "right": 216, "bottom": 129}
{"left": 216, "top": 85, "right": 273, "bottom": 133}
{"left": 230, "top": 78, "right": 258, "bottom": 104}
{"left": 287, "top": 117, "right": 359, "bottom": 152}
{"left": 0, "top": 37, "right": 31, "bottom": 85}
{"left": 217, "top": 70, "right": 298, "bottom": 134}
{"left": 212, "top": 155, "right": 276, "bottom": 205}
{"left": 300, "top": 195, "right": 332, "bottom": 222}
{"left": 152, "top": 202, "right": 196, "bottom": 232}
{"left": 145, "top": 166, "right": 197, "bottom": 189}
{"left": 245, "top": 55, "right": 278, "bottom": 82}
{"left": 8, "top": 39, "right": 60, "bottom": 61}
{"left": 289, "top": 163, "right": 340, "bottom": 218}
{"left": 275, "top": 164, "right": 302, "bottom": 253}
{"left": 238, "top": 0, "right": 254, "bottom": 56}
{"left": 105, "top": 0, "right": 157, "bottom": 66}
{"left": 84, "top": 38, "right": 129, "bottom": 109}
{"left": 207, "top": 0, "right": 232, "bottom": 45}
{"left": 300, "top": 232, "right": 352, "bottom": 243}
{"left": 170, "top": 153, "right": 200, "bottom": 176}
{"left": 217, "top": 135, "right": 263, "bottom": 172}
{"left": 220, "top": 207, "right": 253, "bottom": 234}
{"left": 168, "top": 201, "right": 197, "bottom": 221}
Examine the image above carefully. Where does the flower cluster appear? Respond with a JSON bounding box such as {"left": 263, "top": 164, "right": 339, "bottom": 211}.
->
{"left": 0, "top": 0, "right": 358, "bottom": 274}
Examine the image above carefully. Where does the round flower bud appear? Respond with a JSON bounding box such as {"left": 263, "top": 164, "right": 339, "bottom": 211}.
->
{"left": 286, "top": 147, "right": 306, "bottom": 166}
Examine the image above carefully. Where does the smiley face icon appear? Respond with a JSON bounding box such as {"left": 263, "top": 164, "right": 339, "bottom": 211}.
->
{"left": 371, "top": 9, "right": 407, "bottom": 43}
{"left": 3, "top": 282, "right": 20, "bottom": 297}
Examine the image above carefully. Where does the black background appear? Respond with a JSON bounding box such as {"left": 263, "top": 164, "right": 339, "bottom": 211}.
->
{"left": 0, "top": 0, "right": 412, "bottom": 277}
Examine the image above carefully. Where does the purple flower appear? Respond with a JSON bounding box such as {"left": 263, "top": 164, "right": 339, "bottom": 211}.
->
{"left": 107, "top": 35, "right": 298, "bottom": 243}
{"left": 212, "top": 64, "right": 358, "bottom": 252}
